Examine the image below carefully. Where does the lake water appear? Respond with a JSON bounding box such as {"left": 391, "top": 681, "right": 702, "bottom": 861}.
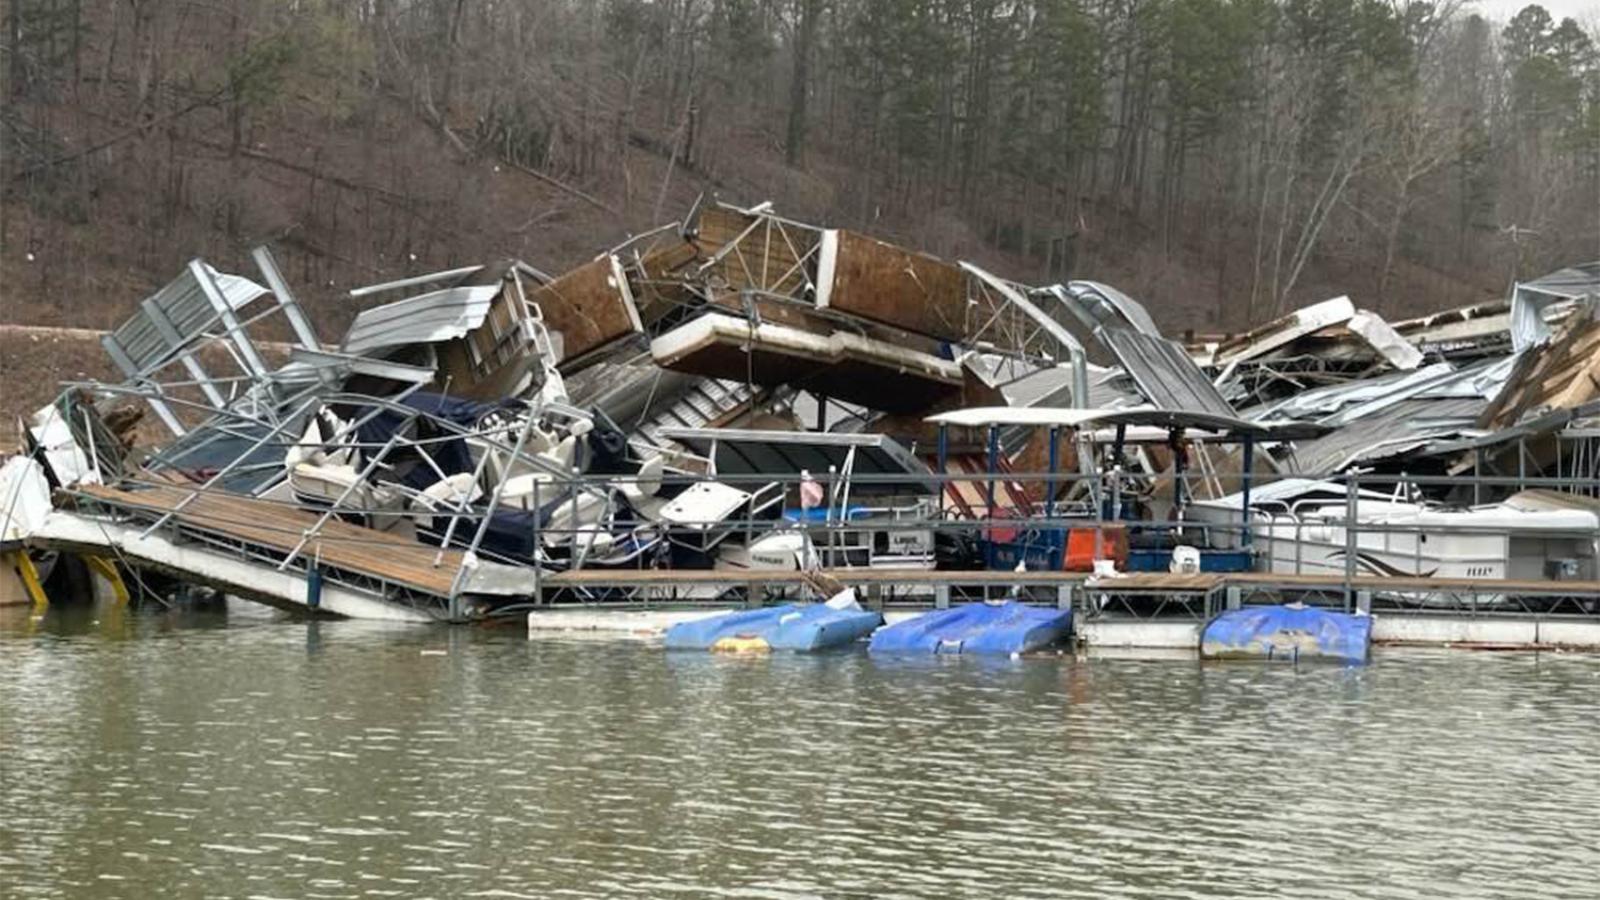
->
{"left": 2, "top": 603, "right": 1597, "bottom": 899}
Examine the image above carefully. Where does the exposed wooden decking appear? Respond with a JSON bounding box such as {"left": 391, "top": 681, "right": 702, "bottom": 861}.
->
{"left": 72, "top": 482, "right": 468, "bottom": 598}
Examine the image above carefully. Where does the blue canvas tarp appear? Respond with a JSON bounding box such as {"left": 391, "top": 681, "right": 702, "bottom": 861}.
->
{"left": 664, "top": 603, "right": 883, "bottom": 652}
{"left": 352, "top": 392, "right": 510, "bottom": 490}
{"left": 1201, "top": 604, "right": 1371, "bottom": 663}
{"left": 869, "top": 601, "right": 1071, "bottom": 655}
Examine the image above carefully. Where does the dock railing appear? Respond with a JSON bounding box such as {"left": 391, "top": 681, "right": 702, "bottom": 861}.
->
{"left": 60, "top": 440, "right": 1600, "bottom": 621}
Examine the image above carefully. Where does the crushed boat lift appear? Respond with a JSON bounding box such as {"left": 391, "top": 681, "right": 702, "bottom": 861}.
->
{"left": 2, "top": 202, "right": 1596, "bottom": 648}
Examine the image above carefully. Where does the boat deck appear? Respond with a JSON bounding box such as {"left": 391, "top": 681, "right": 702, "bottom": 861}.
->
{"left": 71, "top": 482, "right": 468, "bottom": 598}
{"left": 544, "top": 567, "right": 1598, "bottom": 597}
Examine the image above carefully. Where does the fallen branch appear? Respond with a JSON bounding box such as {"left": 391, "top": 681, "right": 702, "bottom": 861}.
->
{"left": 502, "top": 159, "right": 617, "bottom": 216}
{"left": 11, "top": 91, "right": 227, "bottom": 180}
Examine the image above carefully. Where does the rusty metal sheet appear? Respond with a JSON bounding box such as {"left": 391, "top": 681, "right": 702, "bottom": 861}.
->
{"left": 821, "top": 230, "right": 967, "bottom": 342}
{"left": 528, "top": 254, "right": 642, "bottom": 373}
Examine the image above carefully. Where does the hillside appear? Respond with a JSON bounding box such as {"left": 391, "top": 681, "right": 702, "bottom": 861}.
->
{"left": 2, "top": 1, "right": 1595, "bottom": 357}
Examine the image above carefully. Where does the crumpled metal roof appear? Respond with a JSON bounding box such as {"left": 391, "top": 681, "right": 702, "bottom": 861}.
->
{"left": 341, "top": 285, "right": 503, "bottom": 356}
{"left": 1098, "top": 328, "right": 1237, "bottom": 419}
{"left": 658, "top": 427, "right": 935, "bottom": 492}
{"left": 1210, "top": 296, "right": 1355, "bottom": 366}
{"left": 1287, "top": 397, "right": 1485, "bottom": 474}
{"left": 1058, "top": 281, "right": 1161, "bottom": 336}
{"left": 1511, "top": 262, "right": 1599, "bottom": 352}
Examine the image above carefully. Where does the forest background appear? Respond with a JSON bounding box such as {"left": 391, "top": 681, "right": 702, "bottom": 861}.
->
{"left": 2, "top": 0, "right": 1596, "bottom": 350}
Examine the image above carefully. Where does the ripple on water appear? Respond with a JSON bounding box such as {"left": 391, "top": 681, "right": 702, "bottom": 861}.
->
{"left": 2, "top": 618, "right": 1598, "bottom": 899}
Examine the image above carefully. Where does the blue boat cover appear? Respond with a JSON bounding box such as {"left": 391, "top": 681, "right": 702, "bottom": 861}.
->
{"left": 1126, "top": 548, "right": 1253, "bottom": 572}
{"left": 1201, "top": 604, "right": 1371, "bottom": 663}
{"left": 351, "top": 392, "right": 506, "bottom": 490}
{"left": 664, "top": 603, "right": 883, "bottom": 652}
{"left": 782, "top": 506, "right": 868, "bottom": 524}
{"left": 868, "top": 601, "right": 1071, "bottom": 655}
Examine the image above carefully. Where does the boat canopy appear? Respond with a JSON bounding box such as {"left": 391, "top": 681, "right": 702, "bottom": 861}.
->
{"left": 923, "top": 405, "right": 1327, "bottom": 440}
{"left": 657, "top": 427, "right": 937, "bottom": 493}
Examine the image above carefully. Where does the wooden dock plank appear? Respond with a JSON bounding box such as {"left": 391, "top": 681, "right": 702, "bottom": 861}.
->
{"left": 74, "top": 483, "right": 466, "bottom": 597}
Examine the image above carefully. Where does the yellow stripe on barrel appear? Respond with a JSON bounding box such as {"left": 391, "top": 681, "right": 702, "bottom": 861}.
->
{"left": 710, "top": 634, "right": 772, "bottom": 653}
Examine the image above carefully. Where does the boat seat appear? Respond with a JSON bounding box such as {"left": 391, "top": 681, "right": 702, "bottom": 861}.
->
{"left": 619, "top": 456, "right": 665, "bottom": 500}
{"left": 288, "top": 461, "right": 406, "bottom": 531}
{"left": 499, "top": 472, "right": 558, "bottom": 511}
{"left": 409, "top": 473, "right": 483, "bottom": 533}
{"left": 541, "top": 434, "right": 579, "bottom": 471}
{"left": 541, "top": 491, "right": 610, "bottom": 547}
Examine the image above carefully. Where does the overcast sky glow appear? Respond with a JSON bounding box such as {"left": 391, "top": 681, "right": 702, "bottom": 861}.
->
{"left": 1470, "top": 0, "right": 1600, "bottom": 26}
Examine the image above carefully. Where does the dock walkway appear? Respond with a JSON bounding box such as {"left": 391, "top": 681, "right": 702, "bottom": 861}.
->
{"left": 544, "top": 566, "right": 1598, "bottom": 598}
{"left": 69, "top": 482, "right": 468, "bottom": 598}
{"left": 37, "top": 484, "right": 1597, "bottom": 621}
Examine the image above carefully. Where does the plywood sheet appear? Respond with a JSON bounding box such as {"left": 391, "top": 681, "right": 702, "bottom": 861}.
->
{"left": 1479, "top": 314, "right": 1600, "bottom": 428}
{"left": 824, "top": 230, "right": 967, "bottom": 342}
{"left": 528, "top": 254, "right": 642, "bottom": 373}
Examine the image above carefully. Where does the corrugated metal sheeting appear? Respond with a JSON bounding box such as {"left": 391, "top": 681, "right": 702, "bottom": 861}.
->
{"left": 341, "top": 285, "right": 503, "bottom": 356}
{"left": 109, "top": 266, "right": 268, "bottom": 373}
{"left": 1098, "top": 329, "right": 1237, "bottom": 419}
{"left": 1288, "top": 397, "right": 1485, "bottom": 474}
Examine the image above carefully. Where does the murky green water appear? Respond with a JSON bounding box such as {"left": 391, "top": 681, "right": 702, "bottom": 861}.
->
{"left": 2, "top": 603, "right": 1597, "bottom": 899}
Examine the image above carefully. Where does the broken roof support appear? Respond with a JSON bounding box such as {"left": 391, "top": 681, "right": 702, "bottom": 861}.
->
{"left": 139, "top": 297, "right": 227, "bottom": 409}
{"left": 252, "top": 246, "right": 322, "bottom": 352}
{"left": 189, "top": 259, "right": 269, "bottom": 378}
{"left": 960, "top": 265, "right": 1090, "bottom": 407}
{"left": 99, "top": 333, "right": 186, "bottom": 436}
{"left": 347, "top": 265, "right": 486, "bottom": 299}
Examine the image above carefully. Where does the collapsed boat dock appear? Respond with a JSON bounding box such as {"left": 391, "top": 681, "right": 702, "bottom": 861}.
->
{"left": 3, "top": 200, "right": 1597, "bottom": 658}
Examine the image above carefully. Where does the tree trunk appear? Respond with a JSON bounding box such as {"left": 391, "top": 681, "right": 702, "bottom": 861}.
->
{"left": 784, "top": 0, "right": 818, "bottom": 167}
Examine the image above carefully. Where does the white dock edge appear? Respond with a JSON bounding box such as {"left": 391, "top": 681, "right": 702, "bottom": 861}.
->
{"left": 1075, "top": 620, "right": 1201, "bottom": 650}
{"left": 527, "top": 608, "right": 730, "bottom": 639}
{"left": 1373, "top": 615, "right": 1600, "bottom": 649}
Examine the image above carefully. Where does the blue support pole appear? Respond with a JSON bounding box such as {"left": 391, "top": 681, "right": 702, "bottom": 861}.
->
{"left": 1109, "top": 422, "right": 1129, "bottom": 521}
{"left": 1170, "top": 428, "right": 1185, "bottom": 518}
{"left": 1046, "top": 425, "right": 1060, "bottom": 569}
{"left": 1241, "top": 435, "right": 1255, "bottom": 548}
{"left": 986, "top": 424, "right": 999, "bottom": 519}
{"left": 986, "top": 424, "right": 999, "bottom": 570}
{"left": 1045, "top": 426, "right": 1059, "bottom": 519}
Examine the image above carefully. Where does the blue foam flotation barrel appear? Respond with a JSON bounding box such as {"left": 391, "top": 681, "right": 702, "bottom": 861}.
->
{"left": 1201, "top": 604, "right": 1371, "bottom": 663}
{"left": 869, "top": 601, "right": 1071, "bottom": 655}
{"left": 664, "top": 603, "right": 884, "bottom": 652}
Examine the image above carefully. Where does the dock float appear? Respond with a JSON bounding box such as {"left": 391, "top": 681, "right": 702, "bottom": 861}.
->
{"left": 1201, "top": 603, "right": 1372, "bottom": 663}
{"left": 868, "top": 601, "right": 1071, "bottom": 655}
{"left": 663, "top": 600, "right": 883, "bottom": 652}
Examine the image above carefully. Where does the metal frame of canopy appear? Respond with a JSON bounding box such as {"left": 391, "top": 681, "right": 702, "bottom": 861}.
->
{"left": 655, "top": 428, "right": 941, "bottom": 547}
{"left": 655, "top": 428, "right": 935, "bottom": 489}
{"left": 924, "top": 407, "right": 1331, "bottom": 560}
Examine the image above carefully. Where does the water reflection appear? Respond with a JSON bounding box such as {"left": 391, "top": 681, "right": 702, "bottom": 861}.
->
{"left": 1, "top": 609, "right": 1596, "bottom": 899}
